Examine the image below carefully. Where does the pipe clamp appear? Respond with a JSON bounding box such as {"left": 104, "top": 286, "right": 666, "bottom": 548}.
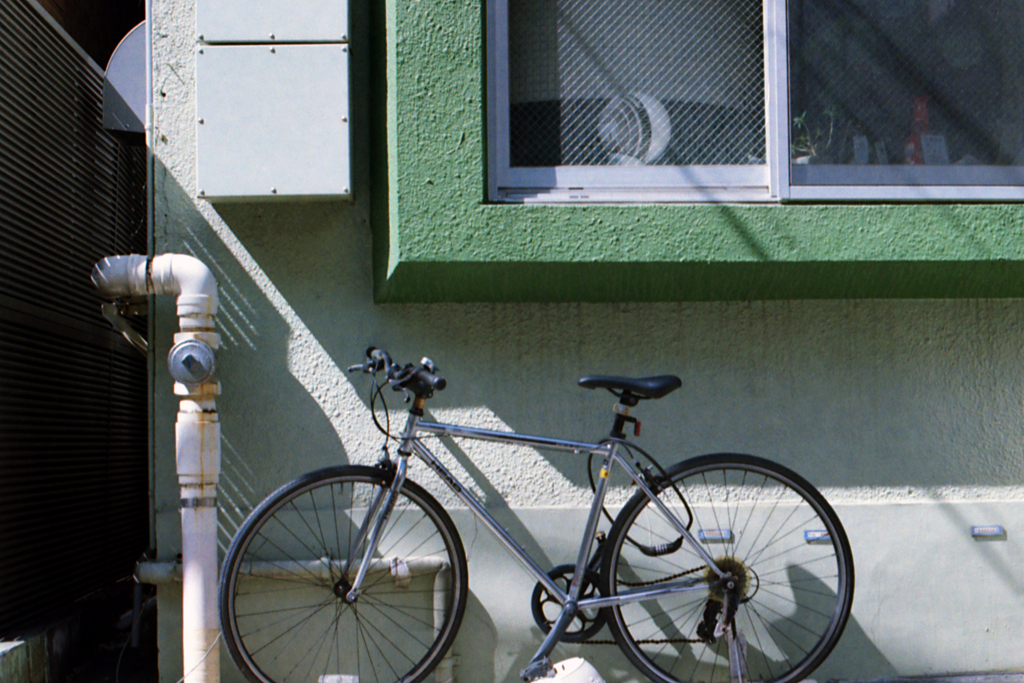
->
{"left": 181, "top": 497, "right": 218, "bottom": 509}
{"left": 174, "top": 381, "right": 222, "bottom": 398}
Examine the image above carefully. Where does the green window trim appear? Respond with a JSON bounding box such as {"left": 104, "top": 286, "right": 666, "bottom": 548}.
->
{"left": 370, "top": 0, "right": 1024, "bottom": 303}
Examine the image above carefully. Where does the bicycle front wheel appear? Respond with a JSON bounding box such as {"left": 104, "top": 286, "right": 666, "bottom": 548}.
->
{"left": 220, "top": 465, "right": 468, "bottom": 683}
{"left": 602, "top": 454, "right": 853, "bottom": 683}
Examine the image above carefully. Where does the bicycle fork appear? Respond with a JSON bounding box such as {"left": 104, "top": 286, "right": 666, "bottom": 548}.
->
{"left": 337, "top": 454, "right": 409, "bottom": 602}
{"left": 339, "top": 409, "right": 428, "bottom": 601}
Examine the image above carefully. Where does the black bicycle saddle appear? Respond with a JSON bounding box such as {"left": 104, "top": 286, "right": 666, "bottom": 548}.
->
{"left": 577, "top": 375, "right": 682, "bottom": 400}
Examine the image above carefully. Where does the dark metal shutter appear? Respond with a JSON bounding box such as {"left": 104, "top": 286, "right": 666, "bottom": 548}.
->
{"left": 0, "top": 0, "right": 149, "bottom": 637}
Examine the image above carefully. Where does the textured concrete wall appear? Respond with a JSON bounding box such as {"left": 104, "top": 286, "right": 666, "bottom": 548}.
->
{"left": 151, "top": 0, "right": 1024, "bottom": 681}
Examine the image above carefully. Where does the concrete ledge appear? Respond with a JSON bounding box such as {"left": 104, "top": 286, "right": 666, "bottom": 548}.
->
{"left": 0, "top": 585, "right": 133, "bottom": 683}
{"left": 839, "top": 674, "right": 1024, "bottom": 683}
{"left": 0, "top": 636, "right": 50, "bottom": 683}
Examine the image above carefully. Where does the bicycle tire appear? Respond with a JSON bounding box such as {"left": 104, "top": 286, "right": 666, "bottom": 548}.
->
{"left": 602, "top": 454, "right": 854, "bottom": 683}
{"left": 220, "top": 465, "right": 468, "bottom": 683}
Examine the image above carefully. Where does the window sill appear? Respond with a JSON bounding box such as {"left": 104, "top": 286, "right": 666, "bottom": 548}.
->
{"left": 372, "top": 200, "right": 1024, "bottom": 303}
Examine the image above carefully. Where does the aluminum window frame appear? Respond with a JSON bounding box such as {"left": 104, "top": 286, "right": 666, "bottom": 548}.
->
{"left": 486, "top": 0, "right": 779, "bottom": 203}
{"left": 487, "top": 0, "right": 1024, "bottom": 204}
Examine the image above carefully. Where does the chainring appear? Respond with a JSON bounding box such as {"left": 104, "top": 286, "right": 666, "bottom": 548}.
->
{"left": 530, "top": 564, "right": 607, "bottom": 643}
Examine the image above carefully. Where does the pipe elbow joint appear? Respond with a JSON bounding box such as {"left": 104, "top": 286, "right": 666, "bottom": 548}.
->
{"left": 150, "top": 254, "right": 219, "bottom": 318}
{"left": 91, "top": 254, "right": 150, "bottom": 301}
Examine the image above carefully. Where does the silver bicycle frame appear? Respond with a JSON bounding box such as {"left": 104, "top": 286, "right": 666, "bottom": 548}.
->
{"left": 347, "top": 412, "right": 724, "bottom": 610}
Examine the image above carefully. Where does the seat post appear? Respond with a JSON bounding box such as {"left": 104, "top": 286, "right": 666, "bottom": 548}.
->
{"left": 610, "top": 393, "right": 640, "bottom": 438}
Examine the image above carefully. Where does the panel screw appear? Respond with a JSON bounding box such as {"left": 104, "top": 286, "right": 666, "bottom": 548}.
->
{"left": 342, "top": 116, "right": 348, "bottom": 122}
{"left": 343, "top": 187, "right": 349, "bottom": 194}
{"left": 198, "top": 48, "right": 204, "bottom": 54}
{"left": 270, "top": 47, "right": 276, "bottom": 53}
{"left": 271, "top": 187, "right": 277, "bottom": 194}
{"left": 198, "top": 118, "right": 204, "bottom": 124}
{"left": 199, "top": 190, "right": 206, "bottom": 196}
{"left": 198, "top": 34, "right": 204, "bottom": 40}
{"left": 270, "top": 33, "right": 275, "bottom": 40}
{"left": 342, "top": 46, "right": 348, "bottom": 52}
{"left": 342, "top": 35, "right": 348, "bottom": 41}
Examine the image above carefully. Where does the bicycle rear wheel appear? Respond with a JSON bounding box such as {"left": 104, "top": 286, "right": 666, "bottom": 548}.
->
{"left": 602, "top": 454, "right": 853, "bottom": 683}
{"left": 220, "top": 465, "right": 468, "bottom": 683}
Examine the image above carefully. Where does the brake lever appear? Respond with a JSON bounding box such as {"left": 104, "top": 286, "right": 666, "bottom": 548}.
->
{"left": 388, "top": 363, "right": 415, "bottom": 385}
{"left": 347, "top": 356, "right": 381, "bottom": 374}
{"left": 349, "top": 345, "right": 393, "bottom": 375}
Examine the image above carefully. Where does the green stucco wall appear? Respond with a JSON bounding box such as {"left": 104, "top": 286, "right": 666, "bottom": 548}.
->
{"left": 373, "top": 0, "right": 1024, "bottom": 302}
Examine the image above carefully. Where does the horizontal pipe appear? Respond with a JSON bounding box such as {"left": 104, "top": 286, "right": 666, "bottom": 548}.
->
{"left": 135, "top": 556, "right": 450, "bottom": 584}
{"left": 91, "top": 254, "right": 218, "bottom": 319}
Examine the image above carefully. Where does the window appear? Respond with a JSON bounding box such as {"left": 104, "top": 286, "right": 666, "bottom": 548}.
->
{"left": 488, "top": 0, "right": 776, "bottom": 201}
{"left": 788, "top": 0, "right": 1024, "bottom": 199}
{"left": 488, "top": 0, "right": 1024, "bottom": 202}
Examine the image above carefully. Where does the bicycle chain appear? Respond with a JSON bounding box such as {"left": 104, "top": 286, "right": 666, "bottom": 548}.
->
{"left": 583, "top": 635, "right": 704, "bottom": 645}
{"left": 584, "top": 564, "right": 708, "bottom": 645}
{"left": 616, "top": 563, "right": 704, "bottom": 588}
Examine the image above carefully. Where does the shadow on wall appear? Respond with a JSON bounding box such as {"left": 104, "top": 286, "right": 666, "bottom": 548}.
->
{"left": 151, "top": 161, "right": 382, "bottom": 547}
{"left": 934, "top": 500, "right": 1023, "bottom": 597}
{"left": 785, "top": 567, "right": 897, "bottom": 683}
{"left": 456, "top": 591, "right": 500, "bottom": 682}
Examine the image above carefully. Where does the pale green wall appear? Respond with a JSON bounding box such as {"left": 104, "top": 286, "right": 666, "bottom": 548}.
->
{"left": 151, "top": 0, "right": 1024, "bottom": 681}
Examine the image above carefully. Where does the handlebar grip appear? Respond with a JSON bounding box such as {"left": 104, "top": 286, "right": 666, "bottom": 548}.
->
{"left": 417, "top": 368, "right": 446, "bottom": 392}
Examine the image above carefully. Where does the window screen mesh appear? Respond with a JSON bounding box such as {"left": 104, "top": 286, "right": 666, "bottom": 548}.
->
{"left": 507, "top": 0, "right": 765, "bottom": 167}
{"left": 789, "top": 0, "right": 1024, "bottom": 168}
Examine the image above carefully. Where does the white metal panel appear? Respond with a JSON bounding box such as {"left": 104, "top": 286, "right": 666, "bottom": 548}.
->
{"left": 196, "top": 0, "right": 348, "bottom": 43}
{"left": 196, "top": 44, "right": 350, "bottom": 200}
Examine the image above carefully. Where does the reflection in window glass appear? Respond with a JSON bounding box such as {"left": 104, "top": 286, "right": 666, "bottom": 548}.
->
{"left": 789, "top": 0, "right": 1024, "bottom": 184}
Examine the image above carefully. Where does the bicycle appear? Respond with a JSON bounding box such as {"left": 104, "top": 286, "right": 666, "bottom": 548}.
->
{"left": 219, "top": 348, "right": 854, "bottom": 683}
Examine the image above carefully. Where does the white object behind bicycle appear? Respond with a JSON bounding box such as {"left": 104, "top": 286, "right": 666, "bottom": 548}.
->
{"left": 550, "top": 658, "right": 606, "bottom": 683}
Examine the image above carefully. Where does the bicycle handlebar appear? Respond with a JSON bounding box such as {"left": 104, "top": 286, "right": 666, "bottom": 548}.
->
{"left": 347, "top": 347, "right": 446, "bottom": 398}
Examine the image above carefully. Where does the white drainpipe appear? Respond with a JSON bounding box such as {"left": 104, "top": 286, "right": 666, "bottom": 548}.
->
{"left": 93, "top": 253, "right": 221, "bottom": 683}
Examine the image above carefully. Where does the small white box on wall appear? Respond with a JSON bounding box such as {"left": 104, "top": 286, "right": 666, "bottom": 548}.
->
{"left": 195, "top": 44, "right": 351, "bottom": 200}
{"left": 197, "top": 0, "right": 348, "bottom": 44}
